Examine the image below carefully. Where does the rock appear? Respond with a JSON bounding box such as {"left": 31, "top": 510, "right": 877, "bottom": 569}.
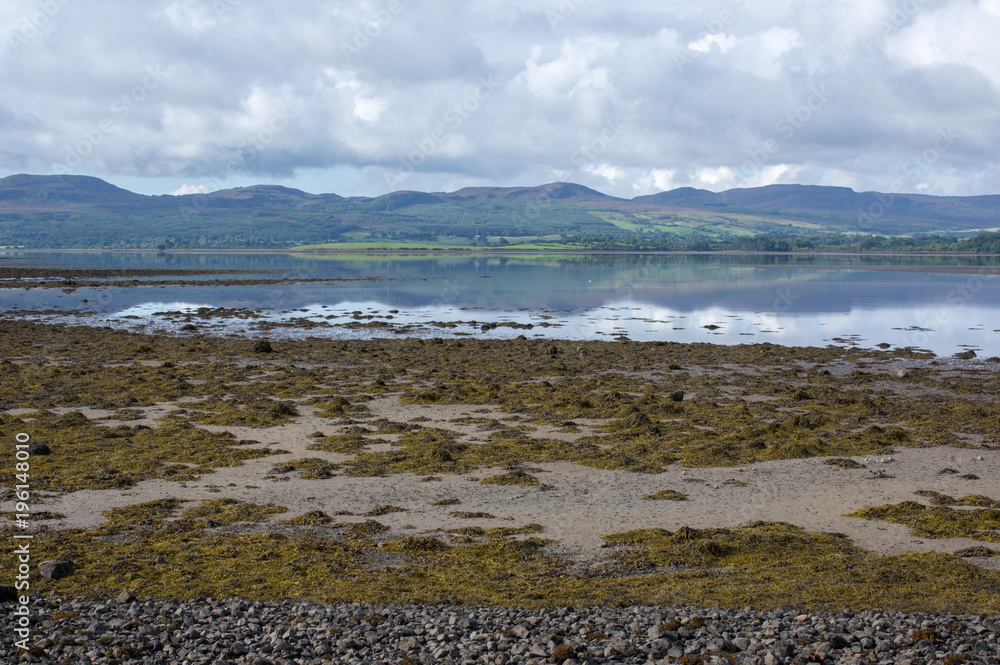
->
{"left": 897, "top": 369, "right": 909, "bottom": 378}
{"left": 829, "top": 635, "right": 850, "bottom": 649}
{"left": 27, "top": 441, "right": 50, "bottom": 455}
{"left": 253, "top": 339, "right": 274, "bottom": 353}
{"left": 0, "top": 585, "right": 17, "bottom": 602}
{"left": 954, "top": 350, "right": 976, "bottom": 359}
{"left": 610, "top": 638, "right": 637, "bottom": 657}
{"left": 38, "top": 559, "right": 74, "bottom": 580}
{"left": 116, "top": 590, "right": 135, "bottom": 603}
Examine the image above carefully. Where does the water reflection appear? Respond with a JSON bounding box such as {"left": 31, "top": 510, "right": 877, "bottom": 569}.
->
{"left": 1, "top": 252, "right": 997, "bottom": 356}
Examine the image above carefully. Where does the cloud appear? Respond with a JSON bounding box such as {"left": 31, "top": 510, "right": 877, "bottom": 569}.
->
{"left": 169, "top": 183, "right": 208, "bottom": 195}
{"left": 0, "top": 0, "right": 997, "bottom": 198}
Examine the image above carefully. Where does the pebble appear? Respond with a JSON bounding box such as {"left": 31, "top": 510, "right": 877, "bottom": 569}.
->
{"left": 4, "top": 596, "right": 999, "bottom": 664}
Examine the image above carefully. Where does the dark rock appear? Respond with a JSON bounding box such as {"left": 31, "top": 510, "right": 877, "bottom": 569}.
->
{"left": 38, "top": 558, "right": 74, "bottom": 580}
{"left": 253, "top": 339, "right": 274, "bottom": 353}
{"left": 27, "top": 441, "right": 50, "bottom": 455}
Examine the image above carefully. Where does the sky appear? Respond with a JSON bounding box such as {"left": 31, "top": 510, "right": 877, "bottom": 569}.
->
{"left": 1, "top": 0, "right": 999, "bottom": 199}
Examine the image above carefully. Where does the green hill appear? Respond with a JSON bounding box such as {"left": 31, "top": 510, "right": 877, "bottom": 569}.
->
{"left": 1, "top": 174, "right": 999, "bottom": 249}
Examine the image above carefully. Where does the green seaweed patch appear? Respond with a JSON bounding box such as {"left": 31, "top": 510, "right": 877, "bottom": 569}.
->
{"left": 364, "top": 504, "right": 408, "bottom": 517}
{"left": 847, "top": 501, "right": 1000, "bottom": 542}
{"left": 184, "top": 397, "right": 299, "bottom": 427}
{"left": 305, "top": 396, "right": 370, "bottom": 418}
{"left": 824, "top": 458, "right": 865, "bottom": 469}
{"left": 102, "top": 499, "right": 189, "bottom": 527}
{"left": 181, "top": 499, "right": 287, "bottom": 527}
{"left": 450, "top": 511, "right": 496, "bottom": 519}
{"left": 446, "top": 524, "right": 545, "bottom": 539}
{"left": 7, "top": 412, "right": 273, "bottom": 491}
{"left": 7, "top": 326, "right": 998, "bottom": 480}
{"left": 955, "top": 546, "right": 999, "bottom": 558}
{"left": 269, "top": 458, "right": 339, "bottom": 479}
{"left": 3, "top": 515, "right": 1000, "bottom": 612}
{"left": 642, "top": 490, "right": 688, "bottom": 501}
{"left": 345, "top": 428, "right": 474, "bottom": 476}
{"left": 480, "top": 469, "right": 540, "bottom": 486}
{"left": 281, "top": 510, "right": 334, "bottom": 526}
{"left": 913, "top": 490, "right": 1000, "bottom": 508}
{"left": 595, "top": 521, "right": 1000, "bottom": 612}
{"left": 3, "top": 511, "right": 65, "bottom": 521}
{"left": 307, "top": 433, "right": 389, "bottom": 454}
{"left": 431, "top": 498, "right": 461, "bottom": 506}
{"left": 338, "top": 519, "right": 390, "bottom": 540}
{"left": 384, "top": 536, "right": 450, "bottom": 554}
{"left": 372, "top": 418, "right": 422, "bottom": 433}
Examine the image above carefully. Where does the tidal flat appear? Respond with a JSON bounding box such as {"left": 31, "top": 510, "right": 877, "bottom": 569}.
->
{"left": 1, "top": 320, "right": 999, "bottom": 613}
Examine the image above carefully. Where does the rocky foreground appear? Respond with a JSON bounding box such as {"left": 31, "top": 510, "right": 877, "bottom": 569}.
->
{"left": 5, "top": 596, "right": 1000, "bottom": 665}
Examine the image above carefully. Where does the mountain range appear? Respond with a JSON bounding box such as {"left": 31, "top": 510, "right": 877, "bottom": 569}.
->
{"left": 1, "top": 174, "right": 999, "bottom": 248}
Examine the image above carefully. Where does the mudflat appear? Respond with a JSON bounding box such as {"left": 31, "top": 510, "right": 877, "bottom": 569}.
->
{"left": 2, "top": 320, "right": 998, "bottom": 612}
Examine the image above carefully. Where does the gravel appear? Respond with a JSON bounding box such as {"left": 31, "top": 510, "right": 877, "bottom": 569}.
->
{"left": 6, "top": 596, "right": 1000, "bottom": 664}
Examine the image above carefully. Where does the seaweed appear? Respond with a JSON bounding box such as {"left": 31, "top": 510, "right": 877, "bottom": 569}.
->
{"left": 848, "top": 498, "right": 1000, "bottom": 542}
{"left": 642, "top": 490, "right": 688, "bottom": 501}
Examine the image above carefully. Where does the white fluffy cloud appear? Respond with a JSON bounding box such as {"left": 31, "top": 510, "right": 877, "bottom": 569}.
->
{"left": 0, "top": 0, "right": 998, "bottom": 197}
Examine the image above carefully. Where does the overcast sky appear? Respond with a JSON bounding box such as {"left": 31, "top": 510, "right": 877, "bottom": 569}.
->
{"left": 2, "top": 0, "right": 998, "bottom": 198}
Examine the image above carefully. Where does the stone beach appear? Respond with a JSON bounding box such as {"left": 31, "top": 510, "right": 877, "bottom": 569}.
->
{"left": 6, "top": 596, "right": 1000, "bottom": 664}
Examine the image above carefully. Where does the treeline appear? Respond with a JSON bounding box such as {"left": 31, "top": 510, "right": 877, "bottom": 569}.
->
{"left": 564, "top": 232, "right": 1000, "bottom": 253}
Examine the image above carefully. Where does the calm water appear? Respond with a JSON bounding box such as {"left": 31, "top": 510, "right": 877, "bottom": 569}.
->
{"left": 1, "top": 251, "right": 998, "bottom": 357}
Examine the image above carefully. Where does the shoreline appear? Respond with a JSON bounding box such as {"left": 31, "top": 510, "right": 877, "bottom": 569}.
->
{"left": 3, "top": 247, "right": 1000, "bottom": 258}
{"left": 1, "top": 321, "right": 998, "bottom": 615}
